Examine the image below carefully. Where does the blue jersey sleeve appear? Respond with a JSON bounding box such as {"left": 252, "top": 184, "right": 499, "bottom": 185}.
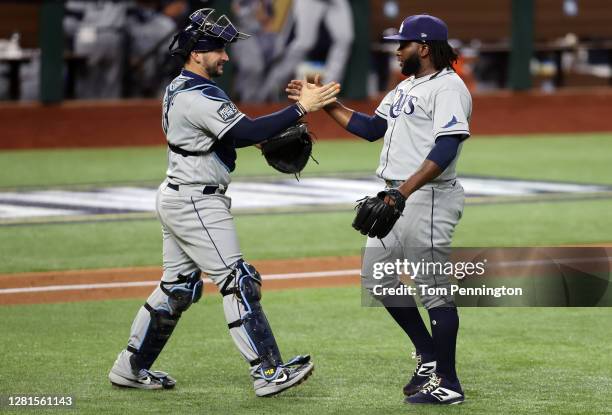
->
{"left": 346, "top": 113, "right": 387, "bottom": 142}
{"left": 426, "top": 135, "right": 462, "bottom": 170}
{"left": 224, "top": 104, "right": 305, "bottom": 148}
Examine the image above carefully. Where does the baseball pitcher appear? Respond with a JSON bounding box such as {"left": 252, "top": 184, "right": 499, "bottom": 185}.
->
{"left": 287, "top": 15, "right": 471, "bottom": 405}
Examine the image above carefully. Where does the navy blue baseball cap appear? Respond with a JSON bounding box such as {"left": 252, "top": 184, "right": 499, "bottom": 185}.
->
{"left": 384, "top": 14, "right": 448, "bottom": 42}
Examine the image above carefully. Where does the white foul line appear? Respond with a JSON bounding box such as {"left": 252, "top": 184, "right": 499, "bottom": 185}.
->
{"left": 0, "top": 269, "right": 362, "bottom": 295}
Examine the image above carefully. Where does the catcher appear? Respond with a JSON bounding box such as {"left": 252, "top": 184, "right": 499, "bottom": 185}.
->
{"left": 108, "top": 8, "right": 338, "bottom": 397}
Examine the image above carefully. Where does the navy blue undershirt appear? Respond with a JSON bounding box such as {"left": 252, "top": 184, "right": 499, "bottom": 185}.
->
{"left": 346, "top": 112, "right": 387, "bottom": 142}
{"left": 426, "top": 135, "right": 463, "bottom": 170}
{"left": 224, "top": 105, "right": 304, "bottom": 148}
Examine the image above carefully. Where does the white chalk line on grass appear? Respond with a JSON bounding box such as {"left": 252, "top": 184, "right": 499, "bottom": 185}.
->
{"left": 0, "top": 269, "right": 363, "bottom": 295}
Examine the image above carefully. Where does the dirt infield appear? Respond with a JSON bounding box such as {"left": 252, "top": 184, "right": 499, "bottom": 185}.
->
{"left": 3, "top": 89, "right": 612, "bottom": 149}
{"left": 0, "top": 256, "right": 361, "bottom": 306}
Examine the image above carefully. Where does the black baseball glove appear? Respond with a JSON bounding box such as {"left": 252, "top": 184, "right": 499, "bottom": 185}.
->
{"left": 352, "top": 188, "right": 406, "bottom": 239}
{"left": 260, "top": 123, "right": 313, "bottom": 174}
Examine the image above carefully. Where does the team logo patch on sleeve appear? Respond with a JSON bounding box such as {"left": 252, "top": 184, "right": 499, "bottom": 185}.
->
{"left": 217, "top": 102, "right": 239, "bottom": 122}
{"left": 442, "top": 115, "right": 462, "bottom": 128}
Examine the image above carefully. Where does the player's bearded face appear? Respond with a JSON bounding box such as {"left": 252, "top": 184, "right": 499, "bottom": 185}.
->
{"left": 201, "top": 49, "right": 229, "bottom": 78}
{"left": 397, "top": 41, "right": 422, "bottom": 76}
{"left": 401, "top": 53, "right": 421, "bottom": 76}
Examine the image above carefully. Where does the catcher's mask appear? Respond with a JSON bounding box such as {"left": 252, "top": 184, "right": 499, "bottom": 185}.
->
{"left": 169, "top": 8, "right": 250, "bottom": 59}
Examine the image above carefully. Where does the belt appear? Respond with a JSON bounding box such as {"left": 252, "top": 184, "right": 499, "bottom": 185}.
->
{"left": 384, "top": 179, "right": 457, "bottom": 188}
{"left": 384, "top": 180, "right": 403, "bottom": 188}
{"left": 167, "top": 182, "right": 226, "bottom": 195}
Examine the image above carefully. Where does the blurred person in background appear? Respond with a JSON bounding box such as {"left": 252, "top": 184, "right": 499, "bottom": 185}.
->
{"left": 127, "top": 1, "right": 188, "bottom": 97}
{"left": 64, "top": 0, "right": 133, "bottom": 98}
{"left": 64, "top": 0, "right": 184, "bottom": 99}
{"left": 256, "top": 0, "right": 353, "bottom": 102}
{"left": 230, "top": 0, "right": 277, "bottom": 102}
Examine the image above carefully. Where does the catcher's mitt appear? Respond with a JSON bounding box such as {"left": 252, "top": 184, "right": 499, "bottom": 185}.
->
{"left": 261, "top": 123, "right": 313, "bottom": 174}
{"left": 352, "top": 189, "right": 406, "bottom": 239}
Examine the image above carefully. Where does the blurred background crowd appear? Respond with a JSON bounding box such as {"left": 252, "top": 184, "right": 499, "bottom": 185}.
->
{"left": 1, "top": 0, "right": 611, "bottom": 103}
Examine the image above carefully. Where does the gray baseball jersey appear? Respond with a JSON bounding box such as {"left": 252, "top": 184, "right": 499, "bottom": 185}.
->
{"left": 374, "top": 67, "right": 472, "bottom": 181}
{"left": 162, "top": 70, "right": 245, "bottom": 187}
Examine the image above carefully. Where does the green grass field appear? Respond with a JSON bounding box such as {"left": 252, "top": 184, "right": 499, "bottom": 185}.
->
{"left": 2, "top": 198, "right": 612, "bottom": 273}
{"left": 1, "top": 133, "right": 611, "bottom": 273}
{"left": 1, "top": 134, "right": 611, "bottom": 414}
{"left": 1, "top": 290, "right": 611, "bottom": 414}
{"left": 1, "top": 133, "right": 611, "bottom": 189}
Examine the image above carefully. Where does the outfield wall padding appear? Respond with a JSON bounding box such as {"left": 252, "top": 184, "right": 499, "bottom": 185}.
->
{"left": 2, "top": 89, "right": 612, "bottom": 149}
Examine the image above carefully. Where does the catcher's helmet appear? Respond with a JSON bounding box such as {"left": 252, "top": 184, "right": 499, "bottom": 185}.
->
{"left": 169, "top": 8, "right": 250, "bottom": 59}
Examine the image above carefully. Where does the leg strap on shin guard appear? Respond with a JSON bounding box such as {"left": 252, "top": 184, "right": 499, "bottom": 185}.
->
{"left": 130, "top": 271, "right": 203, "bottom": 370}
{"left": 222, "top": 260, "right": 283, "bottom": 369}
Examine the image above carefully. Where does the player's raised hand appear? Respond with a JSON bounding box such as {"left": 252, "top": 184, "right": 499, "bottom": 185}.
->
{"left": 286, "top": 79, "right": 303, "bottom": 101}
{"left": 286, "top": 74, "right": 324, "bottom": 101}
{"left": 297, "top": 76, "right": 341, "bottom": 113}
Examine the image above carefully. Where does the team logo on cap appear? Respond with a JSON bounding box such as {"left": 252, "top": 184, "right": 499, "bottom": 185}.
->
{"left": 421, "top": 33, "right": 428, "bottom": 38}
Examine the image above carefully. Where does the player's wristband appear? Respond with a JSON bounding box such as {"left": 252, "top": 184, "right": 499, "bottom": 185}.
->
{"left": 295, "top": 102, "right": 308, "bottom": 116}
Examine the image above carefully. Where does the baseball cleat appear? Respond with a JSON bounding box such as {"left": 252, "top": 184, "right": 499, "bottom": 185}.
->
{"left": 252, "top": 355, "right": 314, "bottom": 397}
{"left": 404, "top": 373, "right": 464, "bottom": 405}
{"left": 109, "top": 350, "right": 176, "bottom": 390}
{"left": 403, "top": 351, "right": 436, "bottom": 396}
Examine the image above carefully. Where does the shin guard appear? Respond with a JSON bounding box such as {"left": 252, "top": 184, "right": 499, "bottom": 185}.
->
{"left": 127, "top": 271, "right": 202, "bottom": 370}
{"left": 220, "top": 260, "right": 283, "bottom": 370}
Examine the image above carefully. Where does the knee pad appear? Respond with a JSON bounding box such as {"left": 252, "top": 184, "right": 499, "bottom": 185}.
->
{"left": 160, "top": 270, "right": 203, "bottom": 314}
{"left": 220, "top": 260, "right": 282, "bottom": 369}
{"left": 236, "top": 260, "right": 262, "bottom": 305}
{"left": 128, "top": 271, "right": 202, "bottom": 370}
